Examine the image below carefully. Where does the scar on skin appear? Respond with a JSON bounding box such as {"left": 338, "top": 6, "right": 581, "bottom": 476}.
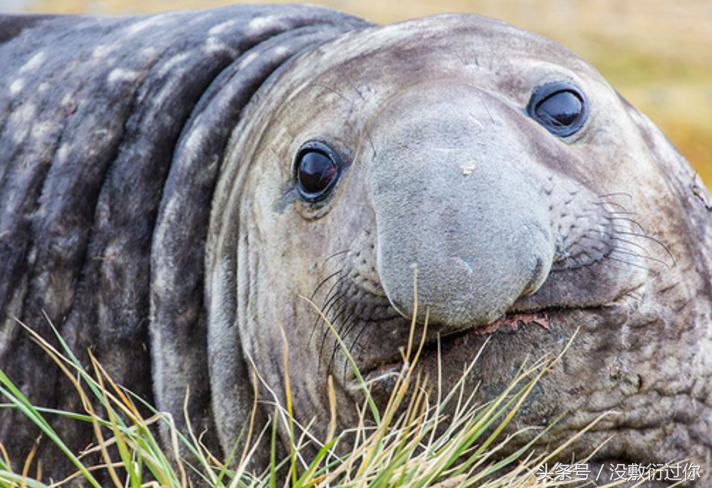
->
{"left": 107, "top": 68, "right": 139, "bottom": 84}
{"left": 461, "top": 163, "right": 477, "bottom": 177}
{"left": 20, "top": 51, "right": 47, "bottom": 74}
{"left": 246, "top": 16, "right": 277, "bottom": 34}
{"left": 692, "top": 182, "right": 712, "bottom": 211}
{"left": 9, "top": 78, "right": 24, "bottom": 95}
{"left": 208, "top": 19, "right": 238, "bottom": 36}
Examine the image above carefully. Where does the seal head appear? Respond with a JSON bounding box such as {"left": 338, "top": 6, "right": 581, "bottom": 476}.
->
{"left": 210, "top": 13, "right": 712, "bottom": 482}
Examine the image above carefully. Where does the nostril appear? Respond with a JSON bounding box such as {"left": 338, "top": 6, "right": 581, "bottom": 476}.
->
{"left": 523, "top": 256, "right": 549, "bottom": 297}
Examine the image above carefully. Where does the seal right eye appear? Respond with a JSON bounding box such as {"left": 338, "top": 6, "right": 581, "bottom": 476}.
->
{"left": 295, "top": 143, "right": 341, "bottom": 202}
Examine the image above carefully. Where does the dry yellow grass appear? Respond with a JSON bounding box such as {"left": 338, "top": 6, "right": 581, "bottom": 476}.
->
{"left": 0, "top": 306, "right": 631, "bottom": 488}
{"left": 7, "top": 0, "right": 712, "bottom": 184}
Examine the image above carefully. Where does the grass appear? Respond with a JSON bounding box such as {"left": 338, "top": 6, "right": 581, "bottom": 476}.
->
{"left": 3, "top": 2, "right": 706, "bottom": 482}
{"left": 0, "top": 300, "right": 634, "bottom": 488}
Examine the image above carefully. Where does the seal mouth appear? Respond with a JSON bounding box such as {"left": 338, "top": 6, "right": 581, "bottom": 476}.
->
{"left": 342, "top": 283, "right": 643, "bottom": 391}
{"left": 358, "top": 310, "right": 553, "bottom": 387}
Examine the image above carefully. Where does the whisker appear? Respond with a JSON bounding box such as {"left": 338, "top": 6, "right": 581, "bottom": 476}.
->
{"left": 322, "top": 292, "right": 349, "bottom": 324}
{"left": 338, "top": 321, "right": 362, "bottom": 381}
{"left": 604, "top": 216, "right": 647, "bottom": 234}
{"left": 605, "top": 256, "right": 655, "bottom": 272}
{"left": 339, "top": 315, "right": 363, "bottom": 356}
{"left": 611, "top": 229, "right": 675, "bottom": 264}
{"left": 310, "top": 268, "right": 344, "bottom": 300}
{"left": 327, "top": 309, "right": 358, "bottom": 377}
{"left": 327, "top": 299, "right": 354, "bottom": 337}
{"left": 610, "top": 247, "right": 671, "bottom": 269}
{"left": 309, "top": 275, "right": 349, "bottom": 344}
{"left": 593, "top": 200, "right": 631, "bottom": 214}
{"left": 323, "top": 249, "right": 350, "bottom": 266}
{"left": 609, "top": 235, "right": 652, "bottom": 256}
{"left": 317, "top": 293, "right": 351, "bottom": 368}
{"left": 597, "top": 192, "right": 634, "bottom": 202}
{"left": 598, "top": 259, "right": 643, "bottom": 275}
{"left": 343, "top": 323, "right": 369, "bottom": 381}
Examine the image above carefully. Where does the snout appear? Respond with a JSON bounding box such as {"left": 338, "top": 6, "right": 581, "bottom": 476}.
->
{"left": 366, "top": 83, "right": 555, "bottom": 328}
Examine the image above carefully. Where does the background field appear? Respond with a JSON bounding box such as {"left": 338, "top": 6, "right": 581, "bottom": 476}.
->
{"left": 4, "top": 0, "right": 711, "bottom": 183}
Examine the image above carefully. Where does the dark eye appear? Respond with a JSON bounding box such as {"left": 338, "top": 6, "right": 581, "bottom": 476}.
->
{"left": 295, "top": 142, "right": 341, "bottom": 202}
{"left": 527, "top": 81, "right": 588, "bottom": 137}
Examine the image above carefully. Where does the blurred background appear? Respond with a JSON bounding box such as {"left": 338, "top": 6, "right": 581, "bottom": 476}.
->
{"left": 3, "top": 0, "right": 711, "bottom": 183}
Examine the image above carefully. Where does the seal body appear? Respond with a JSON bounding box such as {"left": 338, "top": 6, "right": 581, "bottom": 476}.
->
{"left": 0, "top": 6, "right": 371, "bottom": 478}
{"left": 1, "top": 6, "right": 712, "bottom": 487}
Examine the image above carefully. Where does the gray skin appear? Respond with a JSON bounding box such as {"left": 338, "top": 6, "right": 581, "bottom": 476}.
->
{"left": 1, "top": 6, "right": 711, "bottom": 487}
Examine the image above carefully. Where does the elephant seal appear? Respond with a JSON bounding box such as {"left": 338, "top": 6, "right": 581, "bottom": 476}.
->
{"left": 1, "top": 5, "right": 711, "bottom": 487}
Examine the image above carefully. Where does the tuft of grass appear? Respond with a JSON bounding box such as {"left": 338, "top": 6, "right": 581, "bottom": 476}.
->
{"left": 0, "top": 305, "right": 629, "bottom": 488}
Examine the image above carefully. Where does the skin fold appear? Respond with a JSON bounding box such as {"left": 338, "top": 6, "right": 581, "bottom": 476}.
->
{"left": 0, "top": 6, "right": 710, "bottom": 487}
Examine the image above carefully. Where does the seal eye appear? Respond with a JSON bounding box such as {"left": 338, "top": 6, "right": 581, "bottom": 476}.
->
{"left": 295, "top": 143, "right": 341, "bottom": 201}
{"left": 527, "top": 81, "right": 588, "bottom": 137}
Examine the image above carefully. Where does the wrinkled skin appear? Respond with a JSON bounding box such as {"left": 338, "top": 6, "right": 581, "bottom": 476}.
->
{"left": 1, "top": 7, "right": 711, "bottom": 487}
{"left": 210, "top": 15, "right": 712, "bottom": 487}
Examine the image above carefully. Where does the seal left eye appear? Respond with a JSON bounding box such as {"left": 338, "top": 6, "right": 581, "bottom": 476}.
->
{"left": 527, "top": 81, "right": 588, "bottom": 137}
{"left": 295, "top": 143, "right": 341, "bottom": 201}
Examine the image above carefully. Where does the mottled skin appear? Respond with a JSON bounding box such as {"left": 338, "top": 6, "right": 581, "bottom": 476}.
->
{"left": 1, "top": 6, "right": 711, "bottom": 487}
{"left": 0, "top": 5, "right": 370, "bottom": 480}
